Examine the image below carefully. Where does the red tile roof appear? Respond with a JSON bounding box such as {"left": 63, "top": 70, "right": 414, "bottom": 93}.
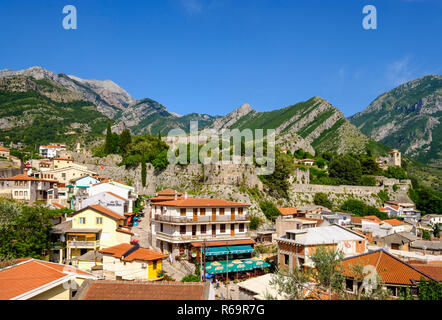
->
{"left": 116, "top": 228, "right": 134, "bottom": 235}
{"left": 364, "top": 216, "right": 382, "bottom": 223}
{"left": 341, "top": 250, "right": 435, "bottom": 285}
{"left": 278, "top": 207, "right": 298, "bottom": 215}
{"left": 51, "top": 157, "right": 72, "bottom": 161}
{"left": 72, "top": 205, "right": 125, "bottom": 221}
{"left": 410, "top": 264, "right": 442, "bottom": 282}
{"left": 156, "top": 188, "right": 183, "bottom": 196}
{"left": 99, "top": 243, "right": 166, "bottom": 262}
{"left": 0, "top": 146, "right": 9, "bottom": 152}
{"left": 154, "top": 198, "right": 249, "bottom": 207}
{"left": 0, "top": 174, "right": 58, "bottom": 183}
{"left": 51, "top": 202, "right": 66, "bottom": 209}
{"left": 78, "top": 280, "right": 209, "bottom": 300}
{"left": 384, "top": 219, "right": 404, "bottom": 226}
{"left": 0, "top": 259, "right": 93, "bottom": 300}
{"left": 106, "top": 191, "right": 128, "bottom": 201}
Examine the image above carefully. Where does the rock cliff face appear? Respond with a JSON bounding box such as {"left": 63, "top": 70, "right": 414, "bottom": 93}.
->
{"left": 349, "top": 74, "right": 442, "bottom": 166}
{"left": 208, "top": 97, "right": 383, "bottom": 155}
{"left": 0, "top": 67, "right": 133, "bottom": 118}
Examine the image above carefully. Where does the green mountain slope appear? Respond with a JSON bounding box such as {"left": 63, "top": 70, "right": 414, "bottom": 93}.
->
{"left": 0, "top": 75, "right": 110, "bottom": 147}
{"left": 220, "top": 96, "right": 388, "bottom": 155}
{"left": 349, "top": 74, "right": 442, "bottom": 167}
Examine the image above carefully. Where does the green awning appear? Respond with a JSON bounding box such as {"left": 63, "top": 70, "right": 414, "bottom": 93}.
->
{"left": 205, "top": 246, "right": 230, "bottom": 256}
{"left": 204, "top": 245, "right": 254, "bottom": 256}
{"left": 205, "top": 258, "right": 270, "bottom": 275}
{"left": 66, "top": 185, "right": 74, "bottom": 188}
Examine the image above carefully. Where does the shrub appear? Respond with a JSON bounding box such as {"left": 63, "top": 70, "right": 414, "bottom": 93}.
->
{"left": 259, "top": 200, "right": 281, "bottom": 221}
{"left": 313, "top": 192, "right": 333, "bottom": 209}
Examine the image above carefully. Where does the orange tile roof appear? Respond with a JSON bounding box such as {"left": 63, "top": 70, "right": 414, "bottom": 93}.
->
{"left": 72, "top": 205, "right": 125, "bottom": 221}
{"left": 154, "top": 198, "right": 249, "bottom": 207}
{"left": 157, "top": 188, "right": 183, "bottom": 196}
{"left": 300, "top": 158, "right": 315, "bottom": 162}
{"left": 0, "top": 259, "right": 93, "bottom": 300}
{"left": 116, "top": 228, "right": 134, "bottom": 235}
{"left": 297, "top": 217, "right": 324, "bottom": 226}
{"left": 0, "top": 146, "right": 9, "bottom": 152}
{"left": 351, "top": 217, "right": 362, "bottom": 224}
{"left": 410, "top": 264, "right": 442, "bottom": 282}
{"left": 99, "top": 243, "right": 167, "bottom": 262}
{"left": 364, "top": 216, "right": 382, "bottom": 223}
{"left": 79, "top": 280, "right": 209, "bottom": 300}
{"left": 384, "top": 219, "right": 404, "bottom": 226}
{"left": 51, "top": 202, "right": 65, "bottom": 209}
{"left": 41, "top": 145, "right": 65, "bottom": 149}
{"left": 341, "top": 249, "right": 435, "bottom": 285}
{"left": 278, "top": 207, "right": 298, "bottom": 215}
{"left": 378, "top": 208, "right": 389, "bottom": 212}
{"left": 106, "top": 191, "right": 128, "bottom": 201}
{"left": 51, "top": 157, "right": 72, "bottom": 161}
{"left": 0, "top": 174, "right": 58, "bottom": 183}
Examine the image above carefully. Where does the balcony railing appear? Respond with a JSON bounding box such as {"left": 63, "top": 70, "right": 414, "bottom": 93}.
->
{"left": 67, "top": 240, "right": 100, "bottom": 248}
{"left": 154, "top": 214, "right": 249, "bottom": 223}
{"left": 155, "top": 231, "right": 251, "bottom": 242}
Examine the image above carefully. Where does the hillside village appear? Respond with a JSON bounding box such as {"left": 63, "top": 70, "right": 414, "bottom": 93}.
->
{"left": 0, "top": 138, "right": 440, "bottom": 301}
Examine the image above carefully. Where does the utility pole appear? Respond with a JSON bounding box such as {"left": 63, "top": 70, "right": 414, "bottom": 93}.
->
{"left": 226, "top": 241, "right": 229, "bottom": 300}
{"left": 202, "top": 240, "right": 206, "bottom": 282}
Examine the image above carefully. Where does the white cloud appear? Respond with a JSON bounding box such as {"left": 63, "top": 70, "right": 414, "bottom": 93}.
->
{"left": 386, "top": 56, "right": 416, "bottom": 86}
{"left": 180, "top": 0, "right": 203, "bottom": 14}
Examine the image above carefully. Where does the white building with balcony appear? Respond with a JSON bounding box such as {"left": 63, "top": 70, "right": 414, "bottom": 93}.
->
{"left": 150, "top": 197, "right": 252, "bottom": 258}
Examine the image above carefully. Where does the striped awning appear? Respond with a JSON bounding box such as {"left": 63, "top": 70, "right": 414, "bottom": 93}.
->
{"left": 204, "top": 245, "right": 254, "bottom": 256}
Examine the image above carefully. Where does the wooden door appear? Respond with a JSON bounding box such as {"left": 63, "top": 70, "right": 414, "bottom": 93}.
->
{"left": 212, "top": 208, "right": 216, "bottom": 221}
{"left": 231, "top": 208, "right": 235, "bottom": 220}
{"left": 193, "top": 208, "right": 198, "bottom": 222}
{"left": 230, "top": 224, "right": 235, "bottom": 236}
{"left": 212, "top": 225, "right": 216, "bottom": 236}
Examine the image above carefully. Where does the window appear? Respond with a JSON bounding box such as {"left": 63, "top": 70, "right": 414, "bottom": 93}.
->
{"left": 96, "top": 217, "right": 103, "bottom": 225}
{"left": 180, "top": 226, "right": 186, "bottom": 235}
{"left": 79, "top": 217, "right": 86, "bottom": 224}
{"left": 239, "top": 223, "right": 244, "bottom": 232}
{"left": 153, "top": 261, "right": 157, "bottom": 270}
{"left": 19, "top": 191, "right": 23, "bottom": 196}
{"left": 160, "top": 223, "right": 164, "bottom": 232}
{"left": 201, "top": 225, "right": 206, "bottom": 234}
{"left": 180, "top": 208, "right": 186, "bottom": 216}
{"left": 193, "top": 208, "right": 198, "bottom": 216}
{"left": 219, "top": 208, "right": 225, "bottom": 215}
{"left": 238, "top": 207, "right": 243, "bottom": 215}
{"left": 161, "top": 207, "right": 164, "bottom": 215}
{"left": 231, "top": 208, "right": 236, "bottom": 215}
{"left": 220, "top": 224, "right": 226, "bottom": 233}
{"left": 200, "top": 208, "right": 206, "bottom": 216}
{"left": 14, "top": 191, "right": 18, "bottom": 196}
{"left": 284, "top": 254, "right": 289, "bottom": 265}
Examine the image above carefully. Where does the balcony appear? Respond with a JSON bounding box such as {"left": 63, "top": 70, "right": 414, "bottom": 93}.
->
{"left": 67, "top": 240, "right": 100, "bottom": 248}
{"left": 154, "top": 214, "right": 250, "bottom": 224}
{"left": 155, "top": 231, "right": 251, "bottom": 243}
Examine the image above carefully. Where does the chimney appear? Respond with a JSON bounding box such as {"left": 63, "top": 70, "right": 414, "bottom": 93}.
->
{"left": 174, "top": 190, "right": 178, "bottom": 200}
{"left": 185, "top": 192, "right": 188, "bottom": 199}
{"left": 23, "top": 169, "right": 28, "bottom": 176}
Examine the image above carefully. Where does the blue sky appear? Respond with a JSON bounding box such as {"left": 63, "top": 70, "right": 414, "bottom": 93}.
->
{"left": 0, "top": 0, "right": 441, "bottom": 117}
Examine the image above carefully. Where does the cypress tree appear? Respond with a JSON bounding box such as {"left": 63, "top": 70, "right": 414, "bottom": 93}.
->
{"left": 104, "top": 122, "right": 113, "bottom": 155}
{"left": 141, "top": 161, "right": 147, "bottom": 187}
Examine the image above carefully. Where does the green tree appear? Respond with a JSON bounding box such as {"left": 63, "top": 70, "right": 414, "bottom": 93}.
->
{"left": 433, "top": 224, "right": 440, "bottom": 238}
{"left": 329, "top": 155, "right": 362, "bottom": 185}
{"left": 181, "top": 274, "right": 201, "bottom": 282}
{"left": 259, "top": 200, "right": 281, "bottom": 221}
{"left": 258, "top": 151, "right": 294, "bottom": 199}
{"left": 119, "top": 129, "right": 132, "bottom": 154}
{"left": 422, "top": 230, "right": 431, "bottom": 240}
{"left": 418, "top": 277, "right": 442, "bottom": 300}
{"left": 384, "top": 166, "right": 407, "bottom": 179}
{"left": 141, "top": 161, "right": 147, "bottom": 187}
{"left": 0, "top": 203, "right": 57, "bottom": 259}
{"left": 104, "top": 122, "right": 114, "bottom": 155}
{"left": 313, "top": 192, "right": 333, "bottom": 209}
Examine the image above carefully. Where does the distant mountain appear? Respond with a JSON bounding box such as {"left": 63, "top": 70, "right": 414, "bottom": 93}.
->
{"left": 0, "top": 66, "right": 134, "bottom": 118}
{"left": 112, "top": 98, "right": 220, "bottom": 135}
{"left": 349, "top": 75, "right": 442, "bottom": 167}
{"left": 209, "top": 97, "right": 387, "bottom": 155}
{"left": 0, "top": 75, "right": 109, "bottom": 146}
